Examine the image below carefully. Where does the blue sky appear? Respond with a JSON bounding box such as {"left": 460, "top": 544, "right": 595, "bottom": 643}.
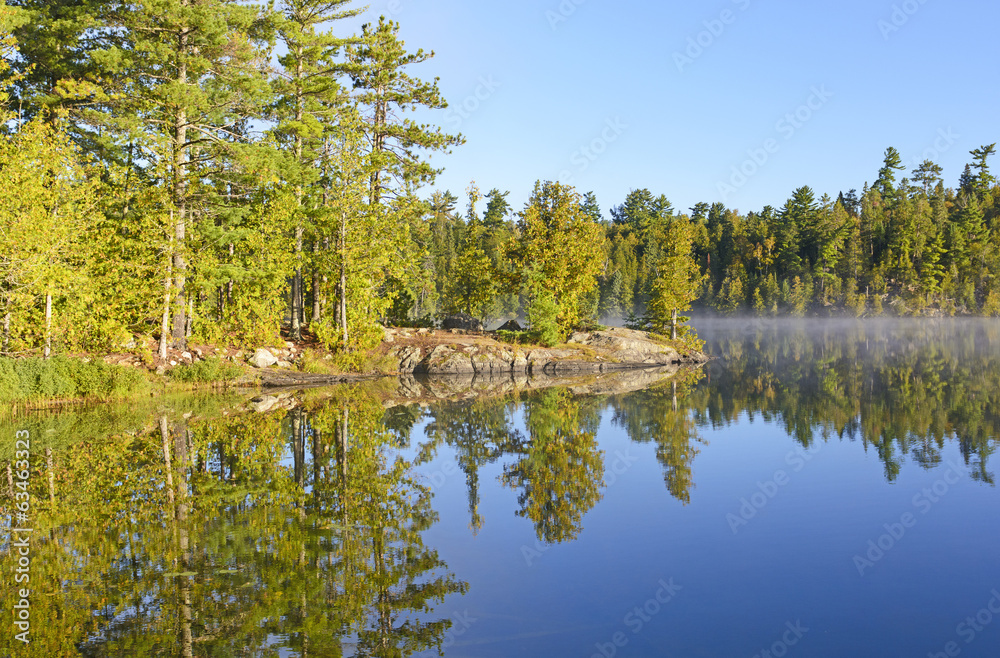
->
{"left": 343, "top": 0, "right": 1000, "bottom": 218}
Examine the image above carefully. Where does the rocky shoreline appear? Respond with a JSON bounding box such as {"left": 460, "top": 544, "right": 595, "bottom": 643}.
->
{"left": 252, "top": 363, "right": 699, "bottom": 413}
{"left": 254, "top": 327, "right": 708, "bottom": 388}
{"left": 386, "top": 326, "right": 708, "bottom": 376}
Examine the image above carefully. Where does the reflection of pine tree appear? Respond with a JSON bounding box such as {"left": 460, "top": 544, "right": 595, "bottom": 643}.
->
{"left": 691, "top": 321, "right": 999, "bottom": 484}
{"left": 422, "top": 398, "right": 514, "bottom": 534}
{"left": 9, "top": 394, "right": 467, "bottom": 655}
{"left": 610, "top": 372, "right": 706, "bottom": 505}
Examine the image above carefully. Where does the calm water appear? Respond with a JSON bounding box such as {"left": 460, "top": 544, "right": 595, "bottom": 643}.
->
{"left": 2, "top": 319, "right": 999, "bottom": 657}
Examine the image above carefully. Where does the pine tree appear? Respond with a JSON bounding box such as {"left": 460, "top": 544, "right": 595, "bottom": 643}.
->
{"left": 107, "top": 0, "right": 275, "bottom": 349}
{"left": 483, "top": 188, "right": 511, "bottom": 228}
{"left": 874, "top": 147, "right": 905, "bottom": 199}
{"left": 345, "top": 16, "right": 464, "bottom": 206}
{"left": 912, "top": 160, "right": 944, "bottom": 197}
{"left": 273, "top": 0, "right": 362, "bottom": 339}
{"left": 969, "top": 144, "right": 997, "bottom": 197}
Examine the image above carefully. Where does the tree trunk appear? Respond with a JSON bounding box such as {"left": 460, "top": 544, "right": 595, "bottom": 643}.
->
{"left": 312, "top": 260, "right": 321, "bottom": 325}
{"left": 44, "top": 290, "right": 52, "bottom": 358}
{"left": 2, "top": 311, "right": 9, "bottom": 353}
{"left": 160, "top": 415, "right": 175, "bottom": 510}
{"left": 340, "top": 212, "right": 348, "bottom": 346}
{"left": 341, "top": 407, "right": 349, "bottom": 480}
{"left": 671, "top": 308, "right": 678, "bottom": 340}
{"left": 46, "top": 447, "right": 55, "bottom": 504}
{"left": 171, "top": 21, "right": 189, "bottom": 351}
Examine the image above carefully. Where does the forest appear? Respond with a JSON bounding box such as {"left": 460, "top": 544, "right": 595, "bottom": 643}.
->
{"left": 2, "top": 0, "right": 999, "bottom": 364}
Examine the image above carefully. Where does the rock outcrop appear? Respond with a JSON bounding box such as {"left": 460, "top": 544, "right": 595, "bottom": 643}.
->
{"left": 382, "top": 366, "right": 687, "bottom": 408}
{"left": 442, "top": 313, "right": 484, "bottom": 332}
{"left": 386, "top": 327, "right": 707, "bottom": 376}
{"left": 251, "top": 348, "right": 279, "bottom": 368}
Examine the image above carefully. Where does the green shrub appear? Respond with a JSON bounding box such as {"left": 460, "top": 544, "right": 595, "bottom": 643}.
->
{"left": 495, "top": 330, "right": 528, "bottom": 345}
{"left": 528, "top": 292, "right": 562, "bottom": 347}
{"left": 0, "top": 356, "right": 148, "bottom": 403}
{"left": 170, "top": 357, "right": 244, "bottom": 384}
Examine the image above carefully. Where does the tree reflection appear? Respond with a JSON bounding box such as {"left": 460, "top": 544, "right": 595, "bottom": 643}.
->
{"left": 692, "top": 319, "right": 999, "bottom": 484}
{"left": 500, "top": 389, "right": 605, "bottom": 544}
{"left": 609, "top": 373, "right": 706, "bottom": 504}
{"left": 0, "top": 390, "right": 466, "bottom": 657}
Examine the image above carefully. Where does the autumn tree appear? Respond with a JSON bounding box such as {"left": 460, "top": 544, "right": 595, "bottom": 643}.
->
{"left": 503, "top": 181, "right": 605, "bottom": 337}
{"left": 645, "top": 216, "right": 704, "bottom": 339}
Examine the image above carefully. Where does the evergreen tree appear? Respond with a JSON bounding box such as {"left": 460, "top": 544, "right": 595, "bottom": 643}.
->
{"left": 874, "top": 147, "right": 905, "bottom": 198}
{"left": 273, "top": 0, "right": 362, "bottom": 339}
{"left": 482, "top": 188, "right": 511, "bottom": 228}
{"left": 969, "top": 143, "right": 997, "bottom": 197}
{"left": 107, "top": 0, "right": 276, "bottom": 349}
{"left": 345, "top": 16, "right": 464, "bottom": 205}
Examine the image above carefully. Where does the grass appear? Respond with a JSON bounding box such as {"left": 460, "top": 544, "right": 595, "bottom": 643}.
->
{"left": 169, "top": 356, "right": 246, "bottom": 384}
{"left": 299, "top": 348, "right": 399, "bottom": 375}
{"left": 0, "top": 355, "right": 150, "bottom": 405}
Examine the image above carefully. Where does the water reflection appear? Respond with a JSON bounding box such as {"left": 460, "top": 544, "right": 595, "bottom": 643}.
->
{"left": 693, "top": 319, "right": 998, "bottom": 484}
{"left": 2, "top": 320, "right": 998, "bottom": 655}
{"left": 1, "top": 392, "right": 466, "bottom": 657}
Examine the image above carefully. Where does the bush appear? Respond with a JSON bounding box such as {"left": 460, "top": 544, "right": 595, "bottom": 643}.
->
{"left": 528, "top": 292, "right": 562, "bottom": 348}
{"left": 0, "top": 356, "right": 148, "bottom": 403}
{"left": 170, "top": 357, "right": 244, "bottom": 384}
{"left": 495, "top": 330, "right": 528, "bottom": 345}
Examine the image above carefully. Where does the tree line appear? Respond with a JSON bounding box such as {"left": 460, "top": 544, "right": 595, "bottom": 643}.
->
{"left": 2, "top": 1, "right": 997, "bottom": 364}
{"left": 420, "top": 145, "right": 1000, "bottom": 332}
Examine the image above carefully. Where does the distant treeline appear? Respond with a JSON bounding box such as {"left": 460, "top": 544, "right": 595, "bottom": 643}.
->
{"left": 417, "top": 145, "right": 1000, "bottom": 327}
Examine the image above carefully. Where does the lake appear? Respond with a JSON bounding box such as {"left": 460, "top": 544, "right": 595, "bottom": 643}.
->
{"left": 2, "top": 319, "right": 999, "bottom": 657}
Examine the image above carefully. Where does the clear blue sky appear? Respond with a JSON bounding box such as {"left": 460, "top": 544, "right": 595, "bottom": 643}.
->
{"left": 344, "top": 0, "right": 1000, "bottom": 218}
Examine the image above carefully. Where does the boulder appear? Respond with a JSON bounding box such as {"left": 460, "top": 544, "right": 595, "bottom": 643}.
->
{"left": 442, "top": 313, "right": 484, "bottom": 332}
{"left": 251, "top": 348, "right": 278, "bottom": 368}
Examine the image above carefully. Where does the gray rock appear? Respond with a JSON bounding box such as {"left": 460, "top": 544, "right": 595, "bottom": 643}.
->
{"left": 276, "top": 360, "right": 294, "bottom": 369}
{"left": 251, "top": 348, "right": 279, "bottom": 368}
{"left": 442, "top": 313, "right": 484, "bottom": 332}
{"left": 252, "top": 395, "right": 280, "bottom": 413}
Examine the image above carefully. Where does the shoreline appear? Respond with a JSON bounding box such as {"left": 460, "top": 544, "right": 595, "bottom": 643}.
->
{"left": 2, "top": 327, "right": 710, "bottom": 410}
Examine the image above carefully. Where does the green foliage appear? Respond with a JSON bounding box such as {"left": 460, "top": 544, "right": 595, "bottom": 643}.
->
{"left": 0, "top": 356, "right": 148, "bottom": 403}
{"left": 503, "top": 181, "right": 606, "bottom": 333}
{"left": 169, "top": 357, "right": 244, "bottom": 384}
{"left": 527, "top": 291, "right": 562, "bottom": 347}
{"left": 444, "top": 226, "right": 497, "bottom": 320}
{"left": 495, "top": 330, "right": 529, "bottom": 345}
{"left": 646, "top": 217, "right": 704, "bottom": 334}
{"left": 4, "top": 1, "right": 1000, "bottom": 398}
